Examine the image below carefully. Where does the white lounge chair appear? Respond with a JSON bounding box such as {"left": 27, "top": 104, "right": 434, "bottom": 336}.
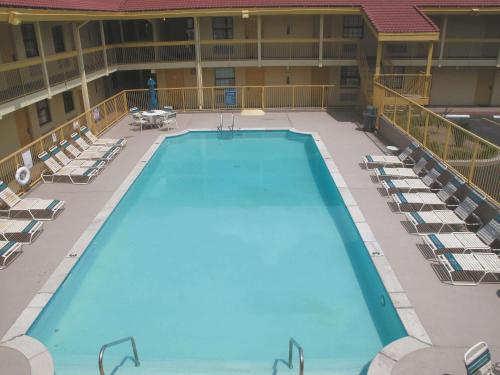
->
{"left": 437, "top": 253, "right": 500, "bottom": 285}
{"left": 420, "top": 162, "right": 447, "bottom": 191}
{"left": 464, "top": 342, "right": 500, "bottom": 375}
{"left": 362, "top": 142, "right": 419, "bottom": 169}
{"left": 0, "top": 181, "right": 64, "bottom": 220}
{"left": 80, "top": 126, "right": 127, "bottom": 147}
{"left": 49, "top": 145, "right": 106, "bottom": 170}
{"left": 422, "top": 214, "right": 500, "bottom": 256}
{"left": 160, "top": 109, "right": 177, "bottom": 129}
{"left": 70, "top": 132, "right": 120, "bottom": 154}
{"left": 405, "top": 191, "right": 484, "bottom": 233}
{"left": 59, "top": 140, "right": 117, "bottom": 162}
{"left": 381, "top": 179, "right": 431, "bottom": 195}
{"left": 391, "top": 177, "right": 464, "bottom": 212}
{"left": 39, "top": 151, "right": 99, "bottom": 184}
{"left": 0, "top": 219, "right": 43, "bottom": 243}
{"left": 392, "top": 192, "right": 446, "bottom": 212}
{"left": 0, "top": 241, "right": 22, "bottom": 269}
{"left": 374, "top": 154, "right": 432, "bottom": 181}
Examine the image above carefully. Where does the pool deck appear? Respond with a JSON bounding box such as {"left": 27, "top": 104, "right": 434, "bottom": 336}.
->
{"left": 0, "top": 111, "right": 499, "bottom": 375}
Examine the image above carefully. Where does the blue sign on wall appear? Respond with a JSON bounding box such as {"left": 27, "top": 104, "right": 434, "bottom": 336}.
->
{"left": 224, "top": 88, "right": 237, "bottom": 106}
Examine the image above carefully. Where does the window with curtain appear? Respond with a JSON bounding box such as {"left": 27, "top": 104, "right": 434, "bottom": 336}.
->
{"left": 212, "top": 17, "right": 233, "bottom": 39}
{"left": 36, "top": 100, "right": 51, "bottom": 125}
{"left": 63, "top": 91, "right": 75, "bottom": 113}
{"left": 52, "top": 25, "right": 66, "bottom": 53}
{"left": 340, "top": 66, "right": 360, "bottom": 88}
{"left": 343, "top": 16, "right": 364, "bottom": 39}
{"left": 22, "top": 24, "right": 39, "bottom": 58}
{"left": 215, "top": 68, "right": 235, "bottom": 86}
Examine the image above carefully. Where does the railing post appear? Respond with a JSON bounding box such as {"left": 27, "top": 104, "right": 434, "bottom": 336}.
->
{"left": 261, "top": 86, "right": 265, "bottom": 109}
{"left": 443, "top": 123, "right": 452, "bottom": 160}
{"left": 242, "top": 87, "right": 245, "bottom": 109}
{"left": 292, "top": 86, "right": 295, "bottom": 110}
{"left": 182, "top": 89, "right": 186, "bottom": 111}
{"left": 321, "top": 86, "right": 325, "bottom": 110}
{"left": 468, "top": 140, "right": 480, "bottom": 183}
{"left": 423, "top": 111, "right": 430, "bottom": 146}
{"left": 392, "top": 94, "right": 397, "bottom": 123}
{"left": 405, "top": 106, "right": 412, "bottom": 134}
{"left": 211, "top": 87, "right": 215, "bottom": 111}
{"left": 122, "top": 91, "right": 128, "bottom": 113}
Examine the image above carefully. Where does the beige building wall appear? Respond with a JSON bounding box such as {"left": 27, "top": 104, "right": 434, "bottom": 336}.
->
{"left": 262, "top": 15, "right": 316, "bottom": 38}
{"left": 0, "top": 113, "right": 22, "bottom": 158}
{"left": 429, "top": 68, "right": 478, "bottom": 106}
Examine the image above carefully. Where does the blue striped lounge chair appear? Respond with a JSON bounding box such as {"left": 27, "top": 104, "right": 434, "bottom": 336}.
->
{"left": 362, "top": 142, "right": 419, "bottom": 169}
{"left": 405, "top": 191, "right": 484, "bottom": 233}
{"left": 80, "top": 126, "right": 127, "bottom": 148}
{"left": 70, "top": 132, "right": 120, "bottom": 155}
{"left": 49, "top": 145, "right": 106, "bottom": 171}
{"left": 391, "top": 177, "right": 465, "bottom": 212}
{"left": 437, "top": 253, "right": 500, "bottom": 285}
{"left": 422, "top": 214, "right": 500, "bottom": 257}
{"left": 374, "top": 153, "right": 432, "bottom": 181}
{"left": 39, "top": 151, "right": 99, "bottom": 184}
{"left": 0, "top": 181, "right": 64, "bottom": 220}
{"left": 0, "top": 219, "right": 43, "bottom": 243}
{"left": 464, "top": 342, "right": 500, "bottom": 374}
{"left": 381, "top": 178, "right": 431, "bottom": 195}
{"left": 60, "top": 140, "right": 117, "bottom": 162}
{"left": 0, "top": 241, "right": 22, "bottom": 269}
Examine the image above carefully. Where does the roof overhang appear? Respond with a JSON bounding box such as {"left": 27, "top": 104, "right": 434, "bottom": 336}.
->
{"left": 421, "top": 6, "right": 500, "bottom": 14}
{"left": 378, "top": 32, "right": 440, "bottom": 42}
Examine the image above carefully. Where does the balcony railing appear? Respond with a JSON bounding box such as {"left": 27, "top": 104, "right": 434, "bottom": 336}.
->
{"left": 441, "top": 38, "right": 500, "bottom": 59}
{"left": 375, "top": 74, "right": 431, "bottom": 100}
{"left": 373, "top": 82, "right": 500, "bottom": 204}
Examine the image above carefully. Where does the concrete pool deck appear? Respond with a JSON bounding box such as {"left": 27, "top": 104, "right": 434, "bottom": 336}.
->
{"left": 0, "top": 112, "right": 499, "bottom": 375}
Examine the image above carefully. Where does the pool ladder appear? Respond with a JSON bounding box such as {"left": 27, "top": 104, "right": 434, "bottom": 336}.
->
{"left": 217, "top": 113, "right": 235, "bottom": 133}
{"left": 287, "top": 338, "right": 305, "bottom": 375}
{"left": 98, "top": 336, "right": 140, "bottom": 375}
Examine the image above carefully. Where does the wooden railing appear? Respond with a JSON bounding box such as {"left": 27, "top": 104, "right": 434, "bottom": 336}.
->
{"left": 125, "top": 85, "right": 335, "bottom": 111}
{"left": 375, "top": 74, "right": 431, "bottom": 100}
{"left": 373, "top": 81, "right": 500, "bottom": 204}
{"left": 0, "top": 91, "right": 128, "bottom": 196}
{"left": 440, "top": 38, "right": 500, "bottom": 59}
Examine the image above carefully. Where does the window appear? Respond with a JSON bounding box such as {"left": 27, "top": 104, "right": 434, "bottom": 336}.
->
{"left": 36, "top": 100, "right": 51, "bottom": 125}
{"left": 63, "top": 91, "right": 75, "bottom": 113}
{"left": 343, "top": 16, "right": 364, "bottom": 39}
{"left": 52, "top": 25, "right": 66, "bottom": 53}
{"left": 214, "top": 68, "right": 235, "bottom": 86}
{"left": 340, "top": 66, "right": 360, "bottom": 88}
{"left": 21, "top": 24, "right": 39, "bottom": 58}
{"left": 212, "top": 17, "right": 233, "bottom": 39}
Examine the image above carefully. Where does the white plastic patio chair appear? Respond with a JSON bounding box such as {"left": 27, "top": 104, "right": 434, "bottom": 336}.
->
{"left": 464, "top": 342, "right": 500, "bottom": 375}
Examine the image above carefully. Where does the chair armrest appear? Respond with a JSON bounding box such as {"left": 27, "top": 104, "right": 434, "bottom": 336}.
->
{"left": 446, "top": 196, "right": 460, "bottom": 209}
{"left": 404, "top": 156, "right": 415, "bottom": 168}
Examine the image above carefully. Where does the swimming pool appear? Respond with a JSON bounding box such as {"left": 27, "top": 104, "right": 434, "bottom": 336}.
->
{"left": 28, "top": 130, "right": 406, "bottom": 375}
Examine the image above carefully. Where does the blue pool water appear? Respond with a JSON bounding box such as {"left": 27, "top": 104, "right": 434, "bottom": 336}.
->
{"left": 29, "top": 131, "right": 406, "bottom": 375}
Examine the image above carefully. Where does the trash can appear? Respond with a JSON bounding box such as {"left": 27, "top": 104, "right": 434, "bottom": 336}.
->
{"left": 362, "top": 105, "right": 377, "bottom": 132}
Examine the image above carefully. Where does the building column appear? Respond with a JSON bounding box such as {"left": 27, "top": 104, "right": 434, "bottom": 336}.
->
{"left": 257, "top": 15, "right": 262, "bottom": 67}
{"left": 375, "top": 42, "right": 382, "bottom": 77}
{"left": 34, "top": 22, "right": 51, "bottom": 98}
{"left": 425, "top": 41, "right": 434, "bottom": 97}
{"left": 318, "top": 15, "right": 324, "bottom": 68}
{"left": 438, "top": 16, "right": 447, "bottom": 68}
{"left": 496, "top": 46, "right": 500, "bottom": 68}
{"left": 73, "top": 22, "right": 91, "bottom": 113}
{"left": 194, "top": 16, "right": 204, "bottom": 109}
{"left": 99, "top": 21, "right": 109, "bottom": 75}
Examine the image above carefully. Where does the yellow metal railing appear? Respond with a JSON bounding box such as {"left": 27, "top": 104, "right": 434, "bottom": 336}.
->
{"left": 0, "top": 91, "right": 128, "bottom": 196}
{"left": 373, "top": 81, "right": 500, "bottom": 204}
{"left": 375, "top": 74, "right": 431, "bottom": 100}
{"left": 125, "top": 85, "right": 335, "bottom": 111}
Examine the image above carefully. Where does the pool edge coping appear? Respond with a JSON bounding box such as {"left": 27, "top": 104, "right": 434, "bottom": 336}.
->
{"left": 1, "top": 128, "right": 432, "bottom": 375}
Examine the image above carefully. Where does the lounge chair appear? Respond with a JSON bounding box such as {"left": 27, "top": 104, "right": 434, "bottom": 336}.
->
{"left": 362, "top": 142, "right": 419, "bottom": 169}
{"left": 464, "top": 342, "right": 500, "bottom": 375}
{"left": 39, "top": 151, "right": 99, "bottom": 184}
{"left": 420, "top": 162, "right": 447, "bottom": 191}
{"left": 0, "top": 181, "right": 64, "bottom": 220}
{"left": 405, "top": 191, "right": 484, "bottom": 233}
{"left": 437, "top": 253, "right": 500, "bottom": 285}
{"left": 0, "top": 241, "right": 22, "bottom": 269}
{"left": 422, "top": 214, "right": 500, "bottom": 256}
{"left": 0, "top": 218, "right": 43, "bottom": 243}
{"left": 70, "top": 132, "right": 120, "bottom": 154}
{"left": 392, "top": 192, "right": 446, "bottom": 212}
{"left": 79, "top": 126, "right": 127, "bottom": 147}
{"left": 391, "top": 177, "right": 464, "bottom": 212}
{"left": 381, "top": 178, "right": 431, "bottom": 195}
{"left": 49, "top": 145, "right": 106, "bottom": 170}
{"left": 59, "top": 140, "right": 117, "bottom": 162}
{"left": 374, "top": 154, "right": 432, "bottom": 181}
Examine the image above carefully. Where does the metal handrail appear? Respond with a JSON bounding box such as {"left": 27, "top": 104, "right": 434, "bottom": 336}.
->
{"left": 98, "top": 336, "right": 140, "bottom": 375}
{"left": 288, "top": 338, "right": 304, "bottom": 375}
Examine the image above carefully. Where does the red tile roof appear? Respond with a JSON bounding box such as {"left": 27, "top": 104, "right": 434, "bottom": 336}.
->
{"left": 1, "top": 0, "right": 499, "bottom": 33}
